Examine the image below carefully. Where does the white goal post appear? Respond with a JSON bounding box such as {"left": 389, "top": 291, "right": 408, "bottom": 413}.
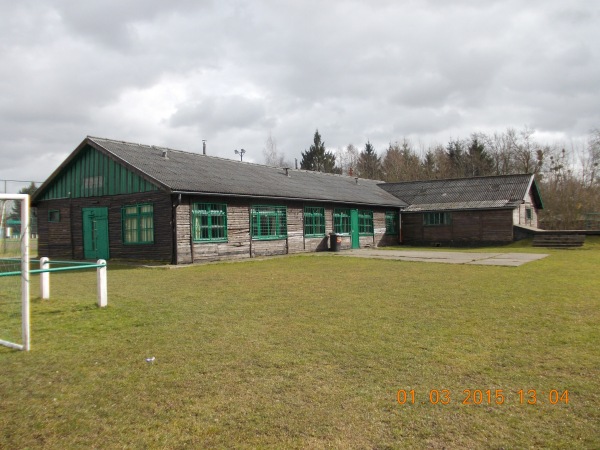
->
{"left": 0, "top": 193, "right": 30, "bottom": 351}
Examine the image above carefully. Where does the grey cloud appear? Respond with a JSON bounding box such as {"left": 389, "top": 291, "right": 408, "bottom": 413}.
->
{"left": 169, "top": 95, "right": 272, "bottom": 132}
{"left": 1, "top": 0, "right": 599, "bottom": 184}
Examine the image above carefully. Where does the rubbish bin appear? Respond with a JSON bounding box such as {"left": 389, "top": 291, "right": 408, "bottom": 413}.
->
{"left": 330, "top": 233, "right": 342, "bottom": 252}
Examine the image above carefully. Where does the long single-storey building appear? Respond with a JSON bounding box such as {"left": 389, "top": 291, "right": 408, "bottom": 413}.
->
{"left": 32, "top": 137, "right": 406, "bottom": 263}
{"left": 380, "top": 174, "right": 543, "bottom": 245}
{"left": 32, "top": 137, "right": 544, "bottom": 262}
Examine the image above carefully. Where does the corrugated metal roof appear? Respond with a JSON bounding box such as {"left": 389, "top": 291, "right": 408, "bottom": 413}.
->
{"left": 87, "top": 137, "right": 406, "bottom": 207}
{"left": 379, "top": 174, "right": 542, "bottom": 211}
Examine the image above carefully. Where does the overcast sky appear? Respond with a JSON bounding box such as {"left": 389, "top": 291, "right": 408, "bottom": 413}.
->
{"left": 1, "top": 0, "right": 599, "bottom": 191}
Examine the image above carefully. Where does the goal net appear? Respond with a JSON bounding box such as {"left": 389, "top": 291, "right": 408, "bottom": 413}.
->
{"left": 0, "top": 194, "right": 30, "bottom": 351}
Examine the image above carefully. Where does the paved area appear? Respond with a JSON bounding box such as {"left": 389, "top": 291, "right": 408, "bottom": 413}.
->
{"left": 336, "top": 249, "right": 549, "bottom": 266}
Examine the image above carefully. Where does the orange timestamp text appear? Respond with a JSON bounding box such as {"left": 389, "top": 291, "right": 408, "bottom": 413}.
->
{"left": 396, "top": 389, "right": 569, "bottom": 405}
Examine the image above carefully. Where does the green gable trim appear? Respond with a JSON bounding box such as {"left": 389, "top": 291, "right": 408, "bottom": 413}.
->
{"left": 39, "top": 145, "right": 159, "bottom": 200}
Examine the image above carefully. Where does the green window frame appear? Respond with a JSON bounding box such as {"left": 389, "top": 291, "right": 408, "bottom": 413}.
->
{"left": 48, "top": 210, "right": 60, "bottom": 223}
{"left": 385, "top": 211, "right": 398, "bottom": 234}
{"left": 122, "top": 203, "right": 154, "bottom": 244}
{"left": 525, "top": 208, "right": 533, "bottom": 221}
{"left": 358, "top": 210, "right": 374, "bottom": 236}
{"left": 192, "top": 203, "right": 228, "bottom": 242}
{"left": 251, "top": 205, "right": 287, "bottom": 240}
{"left": 304, "top": 206, "right": 325, "bottom": 237}
{"left": 333, "top": 208, "right": 351, "bottom": 235}
{"left": 423, "top": 212, "right": 451, "bottom": 226}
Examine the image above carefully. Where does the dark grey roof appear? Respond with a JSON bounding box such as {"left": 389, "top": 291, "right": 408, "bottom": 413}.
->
{"left": 379, "top": 174, "right": 543, "bottom": 211}
{"left": 87, "top": 137, "right": 406, "bottom": 207}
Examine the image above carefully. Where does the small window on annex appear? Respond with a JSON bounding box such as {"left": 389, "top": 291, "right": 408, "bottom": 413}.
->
{"left": 385, "top": 211, "right": 398, "bottom": 234}
{"left": 122, "top": 203, "right": 154, "bottom": 244}
{"left": 423, "top": 212, "right": 451, "bottom": 226}
{"left": 358, "top": 210, "right": 374, "bottom": 235}
{"left": 525, "top": 208, "right": 533, "bottom": 221}
{"left": 333, "top": 208, "right": 351, "bottom": 234}
{"left": 192, "top": 203, "right": 227, "bottom": 242}
{"left": 304, "top": 206, "right": 325, "bottom": 237}
{"left": 48, "top": 210, "right": 61, "bottom": 223}
{"left": 251, "top": 205, "right": 287, "bottom": 240}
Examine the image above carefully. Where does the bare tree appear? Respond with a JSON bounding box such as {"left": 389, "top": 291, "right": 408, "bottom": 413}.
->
{"left": 582, "top": 128, "right": 600, "bottom": 187}
{"left": 381, "top": 139, "right": 422, "bottom": 181}
{"left": 335, "top": 144, "right": 359, "bottom": 176}
{"left": 263, "top": 132, "right": 291, "bottom": 167}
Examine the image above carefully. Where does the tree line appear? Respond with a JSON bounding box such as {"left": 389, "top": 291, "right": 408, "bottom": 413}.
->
{"left": 264, "top": 128, "right": 600, "bottom": 230}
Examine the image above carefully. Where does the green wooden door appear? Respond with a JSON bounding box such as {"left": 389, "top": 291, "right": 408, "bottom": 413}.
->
{"left": 82, "top": 207, "right": 110, "bottom": 260}
{"left": 350, "top": 209, "right": 360, "bottom": 249}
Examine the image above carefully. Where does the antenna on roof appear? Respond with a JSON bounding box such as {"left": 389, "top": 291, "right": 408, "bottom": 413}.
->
{"left": 202, "top": 140, "right": 207, "bottom": 155}
{"left": 234, "top": 148, "right": 246, "bottom": 161}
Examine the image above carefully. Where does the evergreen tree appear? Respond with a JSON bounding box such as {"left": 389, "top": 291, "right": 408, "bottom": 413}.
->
{"left": 300, "top": 130, "right": 337, "bottom": 173}
{"left": 356, "top": 141, "right": 382, "bottom": 180}
{"left": 10, "top": 182, "right": 37, "bottom": 220}
{"left": 466, "top": 135, "right": 494, "bottom": 177}
{"left": 446, "top": 139, "right": 467, "bottom": 178}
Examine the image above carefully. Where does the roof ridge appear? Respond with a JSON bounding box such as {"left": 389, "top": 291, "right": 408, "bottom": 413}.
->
{"left": 384, "top": 173, "right": 533, "bottom": 185}
{"left": 87, "top": 136, "right": 383, "bottom": 182}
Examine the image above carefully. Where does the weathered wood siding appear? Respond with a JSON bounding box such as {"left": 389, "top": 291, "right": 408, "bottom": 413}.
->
{"left": 401, "top": 209, "right": 514, "bottom": 245}
{"left": 177, "top": 197, "right": 399, "bottom": 263}
{"left": 36, "top": 191, "right": 173, "bottom": 261}
{"left": 175, "top": 199, "right": 252, "bottom": 264}
{"left": 37, "top": 193, "right": 399, "bottom": 264}
{"left": 37, "top": 199, "right": 73, "bottom": 259}
{"left": 513, "top": 190, "right": 539, "bottom": 228}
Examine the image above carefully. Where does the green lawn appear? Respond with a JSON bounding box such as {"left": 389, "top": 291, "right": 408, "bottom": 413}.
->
{"left": 1, "top": 239, "right": 599, "bottom": 448}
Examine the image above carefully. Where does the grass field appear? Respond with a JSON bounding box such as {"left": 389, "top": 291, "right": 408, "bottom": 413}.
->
{"left": 1, "top": 239, "right": 599, "bottom": 448}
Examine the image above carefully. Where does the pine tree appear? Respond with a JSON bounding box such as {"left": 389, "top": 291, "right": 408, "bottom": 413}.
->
{"left": 300, "top": 130, "right": 337, "bottom": 173}
{"left": 10, "top": 182, "right": 37, "bottom": 220}
{"left": 356, "top": 141, "right": 382, "bottom": 180}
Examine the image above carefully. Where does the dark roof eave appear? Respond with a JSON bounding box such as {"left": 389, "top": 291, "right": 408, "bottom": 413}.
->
{"left": 171, "top": 190, "right": 406, "bottom": 208}
{"left": 404, "top": 205, "right": 518, "bottom": 213}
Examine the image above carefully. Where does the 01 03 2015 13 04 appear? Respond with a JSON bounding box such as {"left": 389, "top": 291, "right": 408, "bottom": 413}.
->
{"left": 396, "top": 389, "right": 570, "bottom": 405}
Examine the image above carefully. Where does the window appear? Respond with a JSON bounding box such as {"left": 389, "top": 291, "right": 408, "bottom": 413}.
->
{"left": 304, "top": 206, "right": 325, "bottom": 237}
{"left": 251, "top": 205, "right": 287, "bottom": 240}
{"left": 423, "top": 212, "right": 451, "bottom": 226}
{"left": 385, "top": 211, "right": 398, "bottom": 234}
{"left": 83, "top": 176, "right": 104, "bottom": 196}
{"left": 122, "top": 203, "right": 154, "bottom": 244}
{"left": 333, "top": 208, "right": 351, "bottom": 234}
{"left": 192, "top": 203, "right": 227, "bottom": 242}
{"left": 525, "top": 208, "right": 533, "bottom": 221}
{"left": 358, "top": 210, "right": 373, "bottom": 235}
{"left": 48, "top": 210, "right": 60, "bottom": 223}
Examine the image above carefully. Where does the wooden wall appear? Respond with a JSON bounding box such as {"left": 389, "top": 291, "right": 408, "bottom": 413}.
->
{"left": 36, "top": 191, "right": 173, "bottom": 262}
{"left": 401, "top": 209, "right": 514, "bottom": 245}
{"left": 513, "top": 190, "right": 539, "bottom": 228}
{"left": 176, "top": 196, "right": 399, "bottom": 263}
{"left": 37, "top": 192, "right": 399, "bottom": 264}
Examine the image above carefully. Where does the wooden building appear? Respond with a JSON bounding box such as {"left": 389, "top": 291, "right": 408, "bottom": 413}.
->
{"left": 380, "top": 174, "right": 544, "bottom": 245}
{"left": 32, "top": 137, "right": 405, "bottom": 263}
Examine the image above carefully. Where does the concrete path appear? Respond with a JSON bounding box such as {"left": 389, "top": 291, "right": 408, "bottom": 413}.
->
{"left": 335, "top": 249, "right": 549, "bottom": 267}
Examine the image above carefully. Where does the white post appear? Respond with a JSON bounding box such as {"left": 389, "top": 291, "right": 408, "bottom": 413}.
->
{"left": 21, "top": 195, "right": 30, "bottom": 351}
{"left": 40, "top": 257, "right": 50, "bottom": 300}
{"left": 97, "top": 259, "right": 107, "bottom": 307}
